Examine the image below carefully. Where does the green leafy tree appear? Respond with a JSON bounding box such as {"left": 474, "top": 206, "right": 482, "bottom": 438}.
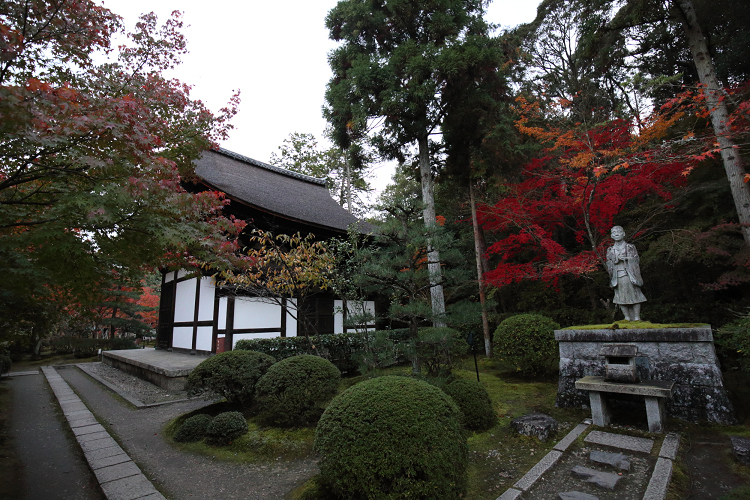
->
{"left": 324, "top": 0, "right": 497, "bottom": 326}
{"left": 0, "top": 1, "right": 243, "bottom": 345}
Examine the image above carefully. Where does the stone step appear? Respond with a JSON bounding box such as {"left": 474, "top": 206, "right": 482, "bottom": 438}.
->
{"left": 584, "top": 430, "right": 654, "bottom": 454}
{"left": 589, "top": 450, "right": 630, "bottom": 471}
{"left": 571, "top": 465, "right": 622, "bottom": 490}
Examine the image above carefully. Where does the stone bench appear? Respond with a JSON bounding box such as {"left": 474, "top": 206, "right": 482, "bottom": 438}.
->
{"left": 575, "top": 376, "right": 674, "bottom": 433}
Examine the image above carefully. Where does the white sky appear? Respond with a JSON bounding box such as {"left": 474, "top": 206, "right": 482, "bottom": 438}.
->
{"left": 101, "top": 0, "right": 540, "bottom": 194}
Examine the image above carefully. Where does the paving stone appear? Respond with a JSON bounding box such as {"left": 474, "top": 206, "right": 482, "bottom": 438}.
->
{"left": 659, "top": 433, "right": 681, "bottom": 460}
{"left": 85, "top": 445, "right": 127, "bottom": 461}
{"left": 571, "top": 465, "right": 622, "bottom": 490}
{"left": 73, "top": 423, "right": 106, "bottom": 436}
{"left": 100, "top": 474, "right": 158, "bottom": 500}
{"left": 731, "top": 435, "right": 750, "bottom": 466}
{"left": 554, "top": 423, "right": 590, "bottom": 452}
{"left": 80, "top": 436, "right": 119, "bottom": 452}
{"left": 643, "top": 457, "right": 673, "bottom": 499}
{"left": 63, "top": 409, "right": 93, "bottom": 418}
{"left": 589, "top": 450, "right": 630, "bottom": 471}
{"left": 513, "top": 450, "right": 563, "bottom": 491}
{"left": 88, "top": 453, "right": 131, "bottom": 470}
{"left": 496, "top": 488, "right": 522, "bottom": 500}
{"left": 559, "top": 492, "right": 600, "bottom": 500}
{"left": 137, "top": 493, "right": 167, "bottom": 500}
{"left": 68, "top": 415, "right": 99, "bottom": 428}
{"left": 511, "top": 413, "right": 559, "bottom": 441}
{"left": 57, "top": 394, "right": 80, "bottom": 402}
{"left": 94, "top": 461, "right": 141, "bottom": 484}
{"left": 585, "top": 430, "right": 654, "bottom": 454}
{"left": 77, "top": 431, "right": 111, "bottom": 444}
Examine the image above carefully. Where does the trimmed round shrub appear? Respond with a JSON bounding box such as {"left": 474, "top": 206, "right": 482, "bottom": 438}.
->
{"left": 173, "top": 414, "right": 212, "bottom": 443}
{"left": 0, "top": 355, "right": 11, "bottom": 374}
{"left": 315, "top": 376, "right": 468, "bottom": 499}
{"left": 442, "top": 379, "right": 498, "bottom": 432}
{"left": 185, "top": 350, "right": 276, "bottom": 407}
{"left": 493, "top": 314, "right": 560, "bottom": 377}
{"left": 206, "top": 411, "right": 248, "bottom": 446}
{"left": 256, "top": 354, "right": 341, "bottom": 427}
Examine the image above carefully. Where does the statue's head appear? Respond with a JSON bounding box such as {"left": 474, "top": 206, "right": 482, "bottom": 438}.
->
{"left": 611, "top": 225, "right": 625, "bottom": 240}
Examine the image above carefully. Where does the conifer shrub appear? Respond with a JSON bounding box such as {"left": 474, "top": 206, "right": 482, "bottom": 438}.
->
{"left": 314, "top": 376, "right": 468, "bottom": 499}
{"left": 173, "top": 414, "right": 212, "bottom": 443}
{"left": 256, "top": 354, "right": 341, "bottom": 427}
{"left": 411, "top": 327, "right": 468, "bottom": 377}
{"left": 206, "top": 411, "right": 248, "bottom": 446}
{"left": 442, "top": 379, "right": 498, "bottom": 432}
{"left": 185, "top": 350, "right": 276, "bottom": 407}
{"left": 493, "top": 314, "right": 560, "bottom": 377}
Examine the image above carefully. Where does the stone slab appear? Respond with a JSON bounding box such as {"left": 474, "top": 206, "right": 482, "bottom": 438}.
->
{"left": 77, "top": 431, "right": 112, "bottom": 444}
{"left": 585, "top": 430, "right": 654, "bottom": 454}
{"left": 555, "top": 327, "right": 713, "bottom": 342}
{"left": 575, "top": 376, "right": 674, "bottom": 397}
{"left": 57, "top": 394, "right": 80, "bottom": 403}
{"left": 730, "top": 435, "right": 750, "bottom": 466}
{"left": 137, "top": 493, "right": 167, "bottom": 500}
{"left": 554, "top": 423, "right": 590, "bottom": 451}
{"left": 4, "top": 370, "right": 40, "bottom": 376}
{"left": 590, "top": 450, "right": 630, "bottom": 471}
{"left": 659, "top": 433, "right": 681, "bottom": 460}
{"left": 496, "top": 488, "right": 522, "bottom": 500}
{"left": 73, "top": 423, "right": 107, "bottom": 436}
{"left": 643, "top": 457, "right": 673, "bottom": 500}
{"left": 513, "top": 450, "right": 563, "bottom": 491}
{"left": 60, "top": 401, "right": 88, "bottom": 413}
{"left": 68, "top": 415, "right": 99, "bottom": 428}
{"left": 559, "top": 492, "right": 600, "bottom": 500}
{"left": 99, "top": 474, "right": 158, "bottom": 500}
{"left": 89, "top": 453, "right": 131, "bottom": 470}
{"left": 84, "top": 445, "right": 127, "bottom": 461}
{"left": 94, "top": 461, "right": 141, "bottom": 484}
{"left": 63, "top": 409, "right": 93, "bottom": 418}
{"left": 571, "top": 465, "right": 622, "bottom": 490}
{"left": 81, "top": 436, "right": 119, "bottom": 452}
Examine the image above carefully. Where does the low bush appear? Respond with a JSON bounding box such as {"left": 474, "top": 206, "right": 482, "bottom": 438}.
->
{"left": 442, "top": 379, "right": 498, "bottom": 432}
{"left": 256, "top": 355, "right": 341, "bottom": 427}
{"left": 411, "top": 327, "right": 468, "bottom": 377}
{"left": 235, "top": 329, "right": 411, "bottom": 374}
{"left": 185, "top": 350, "right": 276, "bottom": 407}
{"left": 0, "top": 355, "right": 11, "bottom": 374}
{"left": 174, "top": 414, "right": 213, "bottom": 443}
{"left": 716, "top": 312, "right": 750, "bottom": 372}
{"left": 315, "top": 376, "right": 468, "bottom": 499}
{"left": 493, "top": 314, "right": 560, "bottom": 377}
{"left": 206, "top": 411, "right": 248, "bottom": 446}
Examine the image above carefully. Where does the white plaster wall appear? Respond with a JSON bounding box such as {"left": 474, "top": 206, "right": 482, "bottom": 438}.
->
{"left": 164, "top": 271, "right": 176, "bottom": 283}
{"left": 196, "top": 326, "right": 213, "bottom": 352}
{"left": 177, "top": 270, "right": 188, "bottom": 279}
{"left": 287, "top": 298, "right": 297, "bottom": 337}
{"left": 233, "top": 298, "right": 281, "bottom": 329}
{"left": 172, "top": 326, "right": 193, "bottom": 349}
{"left": 217, "top": 297, "right": 227, "bottom": 330}
{"left": 334, "top": 300, "right": 376, "bottom": 333}
{"left": 174, "top": 278, "right": 197, "bottom": 323}
{"left": 334, "top": 300, "right": 344, "bottom": 334}
{"left": 197, "top": 277, "right": 215, "bottom": 322}
{"left": 232, "top": 332, "right": 279, "bottom": 348}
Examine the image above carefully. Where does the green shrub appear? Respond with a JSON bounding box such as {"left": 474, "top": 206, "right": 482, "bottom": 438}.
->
{"left": 174, "top": 414, "right": 213, "bottom": 443}
{"left": 411, "top": 327, "right": 468, "bottom": 377}
{"left": 315, "top": 376, "right": 468, "bottom": 499}
{"left": 185, "top": 350, "right": 276, "bottom": 407}
{"left": 442, "top": 379, "right": 498, "bottom": 432}
{"left": 0, "top": 355, "right": 11, "bottom": 374}
{"left": 206, "top": 411, "right": 248, "bottom": 446}
{"left": 716, "top": 313, "right": 750, "bottom": 372}
{"left": 493, "top": 314, "right": 560, "bottom": 377}
{"left": 256, "top": 354, "right": 341, "bottom": 427}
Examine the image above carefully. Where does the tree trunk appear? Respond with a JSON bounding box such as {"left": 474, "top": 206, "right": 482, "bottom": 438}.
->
{"left": 675, "top": 0, "right": 750, "bottom": 246}
{"left": 469, "top": 182, "right": 492, "bottom": 356}
{"left": 418, "top": 133, "right": 447, "bottom": 327}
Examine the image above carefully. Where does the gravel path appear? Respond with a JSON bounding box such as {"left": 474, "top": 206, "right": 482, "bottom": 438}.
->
{"left": 57, "top": 365, "right": 318, "bottom": 500}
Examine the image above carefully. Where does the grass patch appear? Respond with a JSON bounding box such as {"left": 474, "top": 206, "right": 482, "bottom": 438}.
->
{"left": 564, "top": 321, "right": 707, "bottom": 330}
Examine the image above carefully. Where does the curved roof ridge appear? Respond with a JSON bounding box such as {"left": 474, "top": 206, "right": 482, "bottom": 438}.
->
{"left": 215, "top": 147, "right": 326, "bottom": 186}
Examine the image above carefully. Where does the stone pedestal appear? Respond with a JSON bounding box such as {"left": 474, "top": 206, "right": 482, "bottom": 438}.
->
{"left": 556, "top": 326, "right": 735, "bottom": 424}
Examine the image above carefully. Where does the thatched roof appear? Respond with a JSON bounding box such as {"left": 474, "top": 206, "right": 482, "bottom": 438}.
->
{"left": 193, "top": 148, "right": 369, "bottom": 234}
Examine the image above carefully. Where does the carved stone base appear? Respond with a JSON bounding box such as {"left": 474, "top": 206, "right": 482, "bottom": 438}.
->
{"left": 555, "top": 326, "right": 735, "bottom": 424}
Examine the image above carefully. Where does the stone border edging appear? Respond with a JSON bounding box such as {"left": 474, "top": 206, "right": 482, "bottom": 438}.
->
{"left": 41, "top": 365, "right": 167, "bottom": 500}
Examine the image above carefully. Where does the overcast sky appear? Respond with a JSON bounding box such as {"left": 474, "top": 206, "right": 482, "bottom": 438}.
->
{"left": 101, "top": 0, "right": 540, "bottom": 193}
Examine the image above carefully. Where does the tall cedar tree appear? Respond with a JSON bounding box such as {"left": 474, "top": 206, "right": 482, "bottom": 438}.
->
{"left": 324, "top": 0, "right": 494, "bottom": 327}
{"left": 0, "top": 1, "right": 243, "bottom": 342}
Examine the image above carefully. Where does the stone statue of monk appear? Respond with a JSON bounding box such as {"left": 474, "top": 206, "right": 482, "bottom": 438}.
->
{"left": 606, "top": 225, "right": 646, "bottom": 321}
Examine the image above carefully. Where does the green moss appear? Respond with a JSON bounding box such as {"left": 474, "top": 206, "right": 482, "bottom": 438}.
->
{"left": 564, "top": 321, "right": 708, "bottom": 330}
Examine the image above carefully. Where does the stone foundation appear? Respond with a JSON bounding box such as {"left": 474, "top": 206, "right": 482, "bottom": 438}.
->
{"left": 555, "top": 326, "right": 735, "bottom": 424}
